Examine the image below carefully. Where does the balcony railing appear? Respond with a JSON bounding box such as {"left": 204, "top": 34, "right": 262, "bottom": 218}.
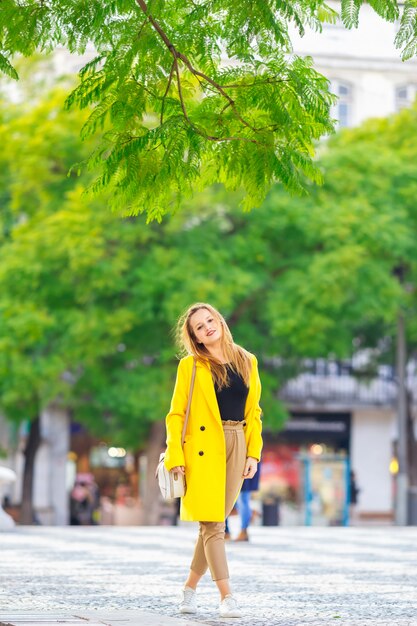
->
{"left": 277, "top": 359, "right": 417, "bottom": 408}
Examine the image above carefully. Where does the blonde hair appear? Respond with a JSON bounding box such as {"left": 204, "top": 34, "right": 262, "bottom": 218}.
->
{"left": 176, "top": 302, "right": 252, "bottom": 389}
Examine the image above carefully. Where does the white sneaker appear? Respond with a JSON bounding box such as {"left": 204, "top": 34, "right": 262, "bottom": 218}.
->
{"left": 179, "top": 586, "right": 197, "bottom": 614}
{"left": 219, "top": 594, "right": 242, "bottom": 618}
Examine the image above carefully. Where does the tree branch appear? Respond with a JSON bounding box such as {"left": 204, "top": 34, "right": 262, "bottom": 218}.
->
{"left": 135, "top": 0, "right": 175, "bottom": 50}
{"left": 131, "top": 76, "right": 158, "bottom": 100}
{"left": 172, "top": 55, "right": 265, "bottom": 145}
{"left": 175, "top": 50, "right": 262, "bottom": 133}
{"left": 161, "top": 61, "right": 175, "bottom": 126}
{"left": 134, "top": 0, "right": 278, "bottom": 137}
{"left": 136, "top": 16, "right": 149, "bottom": 40}
{"left": 173, "top": 55, "right": 192, "bottom": 126}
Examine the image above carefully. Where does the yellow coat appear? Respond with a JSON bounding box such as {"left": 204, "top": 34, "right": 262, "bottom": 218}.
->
{"left": 164, "top": 354, "right": 263, "bottom": 522}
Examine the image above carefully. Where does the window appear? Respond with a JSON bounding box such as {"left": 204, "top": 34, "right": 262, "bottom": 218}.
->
{"left": 395, "top": 84, "right": 417, "bottom": 111}
{"left": 322, "top": 17, "right": 344, "bottom": 31}
{"left": 330, "top": 80, "right": 353, "bottom": 128}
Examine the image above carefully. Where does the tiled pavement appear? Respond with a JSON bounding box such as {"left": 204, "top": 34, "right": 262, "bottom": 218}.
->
{"left": 1, "top": 526, "right": 417, "bottom": 626}
{"left": 0, "top": 611, "right": 200, "bottom": 626}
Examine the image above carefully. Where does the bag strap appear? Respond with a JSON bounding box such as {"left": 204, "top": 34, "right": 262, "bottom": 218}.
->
{"left": 181, "top": 358, "right": 197, "bottom": 446}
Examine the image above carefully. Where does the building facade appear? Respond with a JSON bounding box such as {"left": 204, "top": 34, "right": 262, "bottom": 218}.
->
{"left": 291, "top": 1, "right": 417, "bottom": 128}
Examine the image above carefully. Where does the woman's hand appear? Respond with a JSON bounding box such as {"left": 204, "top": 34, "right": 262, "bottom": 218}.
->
{"left": 243, "top": 457, "right": 258, "bottom": 480}
{"left": 170, "top": 466, "right": 185, "bottom": 476}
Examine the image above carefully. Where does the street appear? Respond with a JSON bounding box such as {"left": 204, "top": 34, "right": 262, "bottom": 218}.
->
{"left": 1, "top": 526, "right": 417, "bottom": 626}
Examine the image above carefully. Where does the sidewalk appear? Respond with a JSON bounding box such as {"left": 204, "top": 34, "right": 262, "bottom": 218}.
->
{"left": 1, "top": 526, "right": 417, "bottom": 626}
{"left": 0, "top": 610, "right": 200, "bottom": 626}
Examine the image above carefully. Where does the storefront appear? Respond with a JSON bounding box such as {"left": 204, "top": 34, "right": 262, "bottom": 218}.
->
{"left": 259, "top": 412, "right": 351, "bottom": 526}
{"left": 69, "top": 422, "right": 141, "bottom": 525}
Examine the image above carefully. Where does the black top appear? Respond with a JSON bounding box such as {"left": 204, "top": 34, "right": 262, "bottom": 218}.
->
{"left": 214, "top": 365, "right": 249, "bottom": 422}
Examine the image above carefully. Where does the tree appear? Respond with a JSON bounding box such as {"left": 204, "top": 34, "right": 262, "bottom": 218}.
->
{"left": 1, "top": 1, "right": 416, "bottom": 219}
{"left": 3, "top": 71, "right": 417, "bottom": 524}
{"left": 0, "top": 82, "right": 290, "bottom": 523}
{"left": 0, "top": 84, "right": 101, "bottom": 522}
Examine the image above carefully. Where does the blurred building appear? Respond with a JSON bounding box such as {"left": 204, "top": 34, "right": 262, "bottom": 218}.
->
{"left": 260, "top": 357, "right": 416, "bottom": 525}
{"left": 291, "top": 0, "right": 417, "bottom": 128}
{"left": 259, "top": 2, "right": 417, "bottom": 525}
{"left": 0, "top": 407, "right": 69, "bottom": 525}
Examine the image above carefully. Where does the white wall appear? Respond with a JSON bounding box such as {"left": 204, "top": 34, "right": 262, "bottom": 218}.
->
{"left": 34, "top": 406, "right": 70, "bottom": 525}
{"left": 351, "top": 409, "right": 394, "bottom": 513}
{"left": 291, "top": 1, "right": 417, "bottom": 127}
{"left": 291, "top": 2, "right": 403, "bottom": 60}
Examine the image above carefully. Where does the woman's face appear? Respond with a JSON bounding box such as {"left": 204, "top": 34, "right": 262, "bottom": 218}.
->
{"left": 190, "top": 308, "right": 223, "bottom": 347}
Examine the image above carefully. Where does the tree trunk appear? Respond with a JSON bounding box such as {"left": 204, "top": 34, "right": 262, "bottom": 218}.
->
{"left": 140, "top": 420, "right": 166, "bottom": 525}
{"left": 406, "top": 390, "right": 417, "bottom": 487}
{"left": 20, "top": 417, "right": 41, "bottom": 525}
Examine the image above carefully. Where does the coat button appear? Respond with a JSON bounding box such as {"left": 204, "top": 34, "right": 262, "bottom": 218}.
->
{"left": 198, "top": 451, "right": 204, "bottom": 456}
{"left": 200, "top": 426, "right": 205, "bottom": 431}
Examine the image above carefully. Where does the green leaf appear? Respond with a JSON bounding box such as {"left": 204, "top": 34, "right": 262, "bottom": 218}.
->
{"left": 0, "top": 1, "right": 415, "bottom": 219}
{"left": 0, "top": 53, "right": 18, "bottom": 80}
{"left": 340, "top": 0, "right": 362, "bottom": 28}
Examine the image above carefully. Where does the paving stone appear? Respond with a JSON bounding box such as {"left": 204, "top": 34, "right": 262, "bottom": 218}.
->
{"left": 0, "top": 622, "right": 93, "bottom": 626}
{"left": 1, "top": 526, "right": 417, "bottom": 626}
{"left": 0, "top": 612, "right": 201, "bottom": 626}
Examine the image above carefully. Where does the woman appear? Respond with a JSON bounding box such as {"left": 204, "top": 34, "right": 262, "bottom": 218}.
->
{"left": 164, "top": 303, "right": 263, "bottom": 618}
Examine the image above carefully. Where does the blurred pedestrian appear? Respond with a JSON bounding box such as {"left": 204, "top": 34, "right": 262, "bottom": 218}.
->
{"left": 226, "top": 462, "right": 261, "bottom": 542}
{"left": 349, "top": 469, "right": 360, "bottom": 525}
{"left": 69, "top": 473, "right": 100, "bottom": 525}
{"left": 224, "top": 507, "right": 233, "bottom": 540}
{"left": 70, "top": 481, "right": 94, "bottom": 525}
{"left": 164, "top": 303, "right": 263, "bottom": 619}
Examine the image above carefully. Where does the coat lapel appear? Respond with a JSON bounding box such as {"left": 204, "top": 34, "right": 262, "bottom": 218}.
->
{"left": 196, "top": 360, "right": 222, "bottom": 424}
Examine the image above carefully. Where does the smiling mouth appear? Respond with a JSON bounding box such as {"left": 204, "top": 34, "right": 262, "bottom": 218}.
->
{"left": 206, "top": 330, "right": 215, "bottom": 336}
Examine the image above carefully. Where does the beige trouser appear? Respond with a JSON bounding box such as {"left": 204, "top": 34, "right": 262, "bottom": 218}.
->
{"left": 190, "top": 420, "right": 247, "bottom": 581}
